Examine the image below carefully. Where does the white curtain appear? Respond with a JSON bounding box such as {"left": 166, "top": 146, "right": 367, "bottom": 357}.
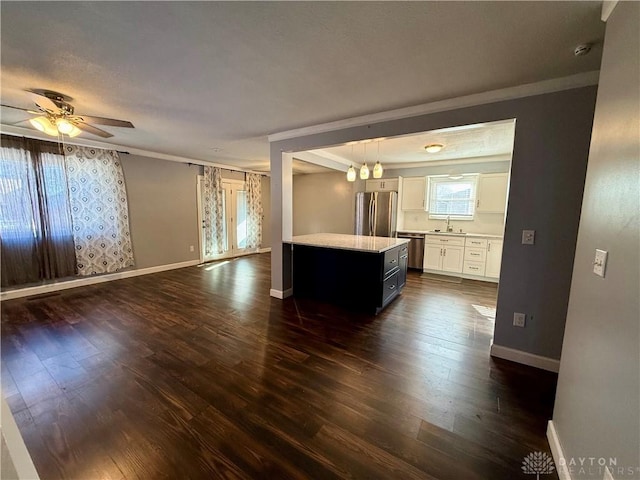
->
{"left": 64, "top": 145, "right": 135, "bottom": 276}
{"left": 246, "top": 173, "right": 262, "bottom": 249}
{"left": 203, "top": 166, "right": 225, "bottom": 255}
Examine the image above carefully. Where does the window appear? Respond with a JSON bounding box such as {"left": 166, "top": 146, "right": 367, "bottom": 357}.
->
{"left": 428, "top": 175, "right": 478, "bottom": 220}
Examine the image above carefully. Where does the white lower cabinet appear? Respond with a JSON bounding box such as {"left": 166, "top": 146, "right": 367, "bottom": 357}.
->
{"left": 423, "top": 235, "right": 464, "bottom": 273}
{"left": 424, "top": 244, "right": 444, "bottom": 270}
{"left": 441, "top": 246, "right": 464, "bottom": 273}
{"left": 485, "top": 239, "right": 504, "bottom": 278}
{"left": 423, "top": 234, "right": 503, "bottom": 281}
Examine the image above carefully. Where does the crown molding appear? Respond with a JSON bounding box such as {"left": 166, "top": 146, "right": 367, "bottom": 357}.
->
{"left": 268, "top": 71, "right": 600, "bottom": 143}
{"left": 601, "top": 1, "right": 619, "bottom": 21}
{"left": 0, "top": 125, "right": 268, "bottom": 175}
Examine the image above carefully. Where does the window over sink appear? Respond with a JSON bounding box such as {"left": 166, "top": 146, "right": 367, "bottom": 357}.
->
{"left": 427, "top": 174, "right": 478, "bottom": 220}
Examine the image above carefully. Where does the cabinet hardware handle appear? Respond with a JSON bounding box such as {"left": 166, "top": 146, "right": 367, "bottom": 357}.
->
{"left": 390, "top": 259, "right": 397, "bottom": 263}
{"left": 488, "top": 243, "right": 491, "bottom": 252}
{"left": 477, "top": 199, "right": 480, "bottom": 208}
{"left": 440, "top": 248, "right": 443, "bottom": 256}
{"left": 389, "top": 284, "right": 395, "bottom": 290}
{"left": 443, "top": 249, "right": 447, "bottom": 256}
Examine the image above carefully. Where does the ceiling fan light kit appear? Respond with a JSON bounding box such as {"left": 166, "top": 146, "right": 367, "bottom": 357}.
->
{"left": 29, "top": 116, "right": 59, "bottom": 136}
{"left": 3, "top": 89, "right": 134, "bottom": 139}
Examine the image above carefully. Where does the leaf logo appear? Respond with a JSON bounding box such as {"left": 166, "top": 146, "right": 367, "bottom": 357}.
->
{"left": 522, "top": 451, "right": 556, "bottom": 479}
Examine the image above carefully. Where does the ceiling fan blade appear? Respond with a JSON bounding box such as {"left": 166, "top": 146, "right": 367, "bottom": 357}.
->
{"left": 72, "top": 115, "right": 134, "bottom": 128}
{"left": 29, "top": 92, "right": 61, "bottom": 113}
{"left": 74, "top": 122, "right": 114, "bottom": 138}
{"left": 1, "top": 104, "right": 40, "bottom": 115}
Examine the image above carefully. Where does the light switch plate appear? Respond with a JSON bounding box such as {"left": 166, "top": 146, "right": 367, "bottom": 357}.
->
{"left": 593, "top": 249, "right": 608, "bottom": 277}
{"left": 522, "top": 230, "right": 535, "bottom": 245}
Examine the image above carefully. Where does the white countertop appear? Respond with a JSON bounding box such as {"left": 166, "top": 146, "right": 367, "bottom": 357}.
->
{"left": 398, "top": 230, "right": 504, "bottom": 239}
{"left": 287, "top": 233, "right": 410, "bottom": 253}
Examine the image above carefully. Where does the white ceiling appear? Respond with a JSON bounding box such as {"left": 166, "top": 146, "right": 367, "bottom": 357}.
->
{"left": 303, "top": 119, "right": 517, "bottom": 172}
{"left": 0, "top": 2, "right": 604, "bottom": 173}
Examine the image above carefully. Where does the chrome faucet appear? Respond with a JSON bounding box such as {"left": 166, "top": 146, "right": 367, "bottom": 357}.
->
{"left": 445, "top": 216, "right": 453, "bottom": 232}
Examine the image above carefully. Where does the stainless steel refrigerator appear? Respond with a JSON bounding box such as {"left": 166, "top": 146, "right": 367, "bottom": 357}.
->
{"left": 355, "top": 191, "right": 398, "bottom": 237}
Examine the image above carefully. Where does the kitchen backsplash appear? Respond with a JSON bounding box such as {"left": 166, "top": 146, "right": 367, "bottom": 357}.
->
{"left": 400, "top": 211, "right": 506, "bottom": 235}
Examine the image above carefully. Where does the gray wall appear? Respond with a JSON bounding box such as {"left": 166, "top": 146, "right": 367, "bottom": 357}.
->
{"left": 553, "top": 3, "right": 640, "bottom": 478}
{"left": 122, "top": 156, "right": 271, "bottom": 267}
{"left": 293, "top": 172, "right": 355, "bottom": 236}
{"left": 271, "top": 85, "right": 597, "bottom": 360}
{"left": 121, "top": 155, "right": 201, "bottom": 268}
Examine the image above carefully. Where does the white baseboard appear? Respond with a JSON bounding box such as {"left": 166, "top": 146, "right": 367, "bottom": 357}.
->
{"left": 258, "top": 247, "right": 272, "bottom": 253}
{"left": 0, "top": 259, "right": 201, "bottom": 301}
{"left": 1, "top": 395, "right": 40, "bottom": 479}
{"left": 547, "top": 421, "right": 572, "bottom": 480}
{"left": 270, "top": 288, "right": 293, "bottom": 299}
{"left": 490, "top": 343, "right": 560, "bottom": 372}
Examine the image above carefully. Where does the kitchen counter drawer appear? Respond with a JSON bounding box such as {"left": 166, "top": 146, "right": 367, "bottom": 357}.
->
{"left": 382, "top": 270, "right": 399, "bottom": 305}
{"left": 464, "top": 247, "right": 486, "bottom": 262}
{"left": 384, "top": 248, "right": 400, "bottom": 275}
{"left": 425, "top": 235, "right": 465, "bottom": 247}
{"left": 463, "top": 261, "right": 486, "bottom": 276}
{"left": 465, "top": 237, "right": 488, "bottom": 248}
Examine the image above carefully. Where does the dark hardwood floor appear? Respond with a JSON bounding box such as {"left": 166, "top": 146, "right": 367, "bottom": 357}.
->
{"left": 1, "top": 253, "right": 558, "bottom": 479}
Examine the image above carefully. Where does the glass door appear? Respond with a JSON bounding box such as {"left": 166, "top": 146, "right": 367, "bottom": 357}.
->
{"left": 199, "top": 176, "right": 248, "bottom": 262}
{"left": 224, "top": 181, "right": 248, "bottom": 256}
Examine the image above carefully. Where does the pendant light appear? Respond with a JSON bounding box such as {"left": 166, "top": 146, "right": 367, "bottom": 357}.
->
{"left": 360, "top": 143, "right": 370, "bottom": 180}
{"left": 346, "top": 165, "right": 356, "bottom": 182}
{"left": 373, "top": 140, "right": 383, "bottom": 178}
{"left": 346, "top": 144, "right": 357, "bottom": 182}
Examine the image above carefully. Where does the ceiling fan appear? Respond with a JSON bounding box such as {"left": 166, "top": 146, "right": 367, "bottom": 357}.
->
{"left": 1, "top": 89, "right": 134, "bottom": 138}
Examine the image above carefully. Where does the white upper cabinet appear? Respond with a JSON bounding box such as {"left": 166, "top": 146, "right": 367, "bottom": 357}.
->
{"left": 400, "top": 177, "right": 427, "bottom": 210}
{"left": 365, "top": 178, "right": 399, "bottom": 192}
{"left": 476, "top": 173, "right": 509, "bottom": 213}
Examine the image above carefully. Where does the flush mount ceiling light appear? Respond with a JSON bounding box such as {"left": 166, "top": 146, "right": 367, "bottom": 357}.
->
{"left": 424, "top": 143, "right": 444, "bottom": 153}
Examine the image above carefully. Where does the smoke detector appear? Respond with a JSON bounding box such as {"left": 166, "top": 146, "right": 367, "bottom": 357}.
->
{"left": 574, "top": 43, "right": 593, "bottom": 57}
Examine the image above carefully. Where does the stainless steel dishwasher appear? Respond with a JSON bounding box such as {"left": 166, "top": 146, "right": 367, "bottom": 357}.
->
{"left": 397, "top": 233, "right": 425, "bottom": 269}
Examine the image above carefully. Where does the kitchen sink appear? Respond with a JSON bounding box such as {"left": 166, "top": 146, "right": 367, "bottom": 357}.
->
{"left": 428, "top": 230, "right": 466, "bottom": 234}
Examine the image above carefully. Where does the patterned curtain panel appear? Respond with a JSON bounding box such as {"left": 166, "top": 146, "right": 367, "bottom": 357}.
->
{"left": 64, "top": 145, "right": 135, "bottom": 276}
{"left": 203, "top": 166, "right": 225, "bottom": 255}
{"left": 245, "top": 173, "right": 263, "bottom": 249}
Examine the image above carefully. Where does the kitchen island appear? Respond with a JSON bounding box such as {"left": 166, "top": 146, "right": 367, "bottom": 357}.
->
{"left": 286, "top": 233, "right": 410, "bottom": 314}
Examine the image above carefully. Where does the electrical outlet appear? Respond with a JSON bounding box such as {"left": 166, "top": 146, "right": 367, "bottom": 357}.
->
{"left": 189, "top": 245, "right": 195, "bottom": 252}
{"left": 522, "top": 230, "right": 535, "bottom": 245}
{"left": 513, "top": 312, "right": 526, "bottom": 327}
